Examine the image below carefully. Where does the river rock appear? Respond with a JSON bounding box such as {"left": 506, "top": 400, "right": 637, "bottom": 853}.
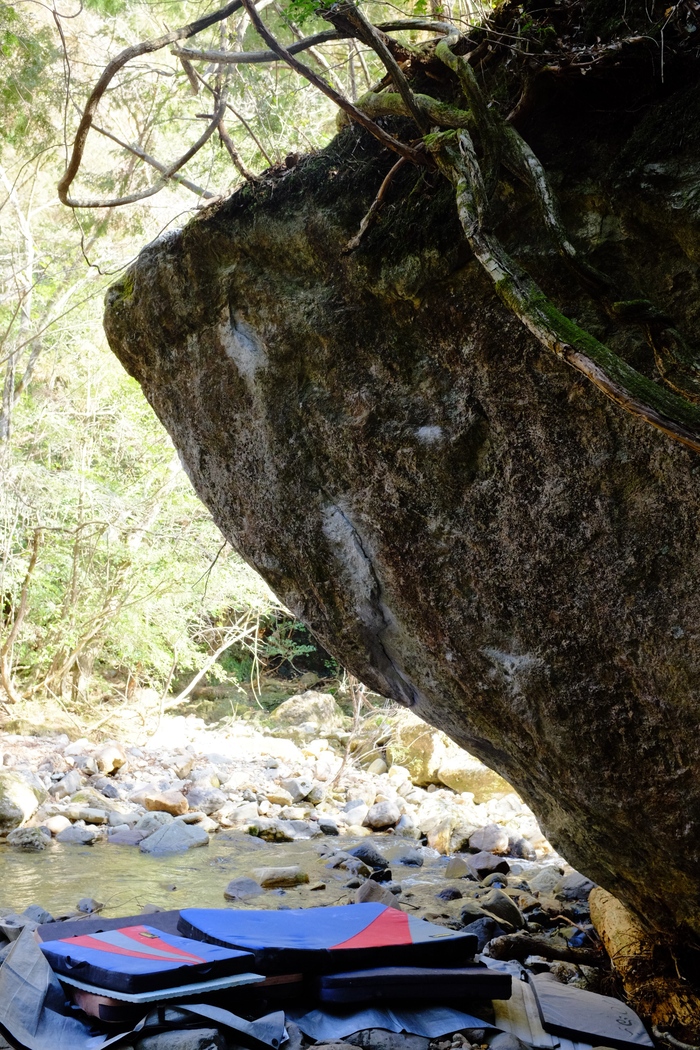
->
{"left": 393, "top": 848, "right": 423, "bottom": 867}
{"left": 460, "top": 900, "right": 489, "bottom": 924}
{"left": 287, "top": 818, "right": 322, "bottom": 839}
{"left": 224, "top": 876, "right": 264, "bottom": 901}
{"left": 7, "top": 827, "right": 49, "bottom": 851}
{"left": 23, "top": 905, "right": 54, "bottom": 923}
{"left": 271, "top": 691, "right": 343, "bottom": 728}
{"left": 279, "top": 776, "right": 313, "bottom": 803}
{"left": 469, "top": 823, "right": 509, "bottom": 855}
{"left": 394, "top": 814, "right": 420, "bottom": 838}
{"left": 318, "top": 817, "right": 339, "bottom": 835}
{"left": 555, "top": 871, "right": 597, "bottom": 900}
{"left": 143, "top": 790, "right": 188, "bottom": 816}
{"left": 342, "top": 800, "right": 369, "bottom": 826}
{"left": 365, "top": 800, "right": 401, "bottom": 829}
{"left": 350, "top": 842, "right": 388, "bottom": 870}
{"left": 69, "top": 787, "right": 119, "bottom": 811}
{"left": 185, "top": 787, "right": 226, "bottom": 814}
{"left": 477, "top": 887, "right": 525, "bottom": 929}
{"left": 252, "top": 865, "right": 309, "bottom": 888}
{"left": 139, "top": 820, "right": 209, "bottom": 853}
{"left": 444, "top": 855, "right": 470, "bottom": 879}
{"left": 64, "top": 806, "right": 108, "bottom": 824}
{"left": 385, "top": 712, "right": 448, "bottom": 786}
{"left": 0, "top": 914, "right": 39, "bottom": 940}
{"left": 135, "top": 811, "right": 173, "bottom": 835}
{"left": 467, "top": 851, "right": 510, "bottom": 881}
{"left": 355, "top": 879, "right": 402, "bottom": 909}
{"left": 462, "top": 916, "right": 507, "bottom": 952}
{"left": 56, "top": 824, "right": 98, "bottom": 845}
{"left": 248, "top": 817, "right": 296, "bottom": 842}
{"left": 438, "top": 753, "right": 513, "bottom": 802}
{"left": 216, "top": 800, "right": 258, "bottom": 826}
{"left": 528, "top": 867, "right": 563, "bottom": 896}
{"left": 78, "top": 897, "right": 104, "bottom": 913}
{"left": 135, "top": 1028, "right": 225, "bottom": 1050}
{"left": 0, "top": 770, "right": 44, "bottom": 834}
{"left": 265, "top": 787, "right": 294, "bottom": 806}
{"left": 436, "top": 887, "right": 463, "bottom": 902}
{"left": 49, "top": 769, "right": 82, "bottom": 798}
{"left": 108, "top": 828, "right": 148, "bottom": 845}
{"left": 94, "top": 743, "right": 127, "bottom": 775}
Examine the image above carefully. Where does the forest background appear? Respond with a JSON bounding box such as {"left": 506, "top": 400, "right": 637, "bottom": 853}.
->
{"left": 2, "top": 0, "right": 491, "bottom": 732}
{"left": 1, "top": 0, "right": 430, "bottom": 731}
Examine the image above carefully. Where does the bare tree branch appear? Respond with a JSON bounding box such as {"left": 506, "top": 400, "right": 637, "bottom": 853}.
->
{"left": 218, "top": 120, "right": 261, "bottom": 183}
{"left": 60, "top": 93, "right": 228, "bottom": 209}
{"left": 93, "top": 124, "right": 217, "bottom": 199}
{"left": 322, "top": 3, "right": 431, "bottom": 133}
{"left": 57, "top": 0, "right": 244, "bottom": 207}
{"left": 172, "top": 19, "right": 452, "bottom": 65}
{"left": 0, "top": 528, "right": 42, "bottom": 705}
{"left": 238, "top": 0, "right": 428, "bottom": 167}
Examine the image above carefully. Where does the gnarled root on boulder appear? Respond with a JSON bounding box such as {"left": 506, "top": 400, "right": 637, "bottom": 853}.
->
{"left": 590, "top": 888, "right": 700, "bottom": 1044}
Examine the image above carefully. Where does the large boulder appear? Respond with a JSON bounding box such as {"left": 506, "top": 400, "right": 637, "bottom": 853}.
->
{"left": 104, "top": 79, "right": 700, "bottom": 940}
{"left": 271, "top": 690, "right": 344, "bottom": 728}
{"left": 0, "top": 771, "right": 45, "bottom": 835}
{"left": 385, "top": 711, "right": 450, "bottom": 786}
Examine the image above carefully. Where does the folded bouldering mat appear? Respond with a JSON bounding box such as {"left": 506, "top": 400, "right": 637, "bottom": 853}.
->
{"left": 59, "top": 971, "right": 266, "bottom": 1024}
{"left": 317, "top": 964, "right": 512, "bottom": 1003}
{"left": 37, "top": 909, "right": 182, "bottom": 942}
{"left": 178, "top": 903, "right": 477, "bottom": 975}
{"left": 530, "top": 972, "right": 654, "bottom": 1049}
{"left": 0, "top": 927, "right": 285, "bottom": 1050}
{"left": 40, "top": 924, "right": 255, "bottom": 993}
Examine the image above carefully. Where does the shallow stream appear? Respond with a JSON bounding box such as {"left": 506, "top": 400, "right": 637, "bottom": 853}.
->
{"left": 0, "top": 832, "right": 458, "bottom": 918}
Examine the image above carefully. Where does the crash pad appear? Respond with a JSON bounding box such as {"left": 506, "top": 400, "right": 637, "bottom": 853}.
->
{"left": 530, "top": 972, "right": 654, "bottom": 1049}
{"left": 0, "top": 927, "right": 285, "bottom": 1050}
{"left": 40, "top": 924, "right": 254, "bottom": 993}
{"left": 317, "top": 964, "right": 512, "bottom": 1003}
{"left": 178, "top": 903, "right": 477, "bottom": 975}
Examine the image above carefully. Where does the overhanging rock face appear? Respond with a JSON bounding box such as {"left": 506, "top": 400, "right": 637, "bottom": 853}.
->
{"left": 104, "top": 106, "right": 700, "bottom": 938}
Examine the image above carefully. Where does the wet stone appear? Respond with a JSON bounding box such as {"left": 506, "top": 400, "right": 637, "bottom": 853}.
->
{"left": 436, "top": 887, "right": 463, "bottom": 902}
{"left": 350, "top": 843, "right": 387, "bottom": 870}
{"left": 467, "top": 852, "right": 510, "bottom": 881}
{"left": 224, "top": 876, "right": 264, "bottom": 901}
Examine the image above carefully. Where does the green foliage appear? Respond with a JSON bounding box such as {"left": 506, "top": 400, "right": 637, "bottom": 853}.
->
{"left": 283, "top": 0, "right": 330, "bottom": 25}
{"left": 0, "top": 3, "right": 58, "bottom": 150}
{"left": 82, "top": 0, "right": 128, "bottom": 15}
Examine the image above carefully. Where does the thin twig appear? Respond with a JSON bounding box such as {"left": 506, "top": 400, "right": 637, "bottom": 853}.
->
{"left": 218, "top": 120, "right": 261, "bottom": 183}
{"left": 93, "top": 124, "right": 217, "bottom": 198}
{"left": 344, "top": 156, "right": 407, "bottom": 252}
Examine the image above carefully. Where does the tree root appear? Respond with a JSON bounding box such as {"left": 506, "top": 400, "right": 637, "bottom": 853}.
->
{"left": 429, "top": 128, "right": 700, "bottom": 453}
{"left": 590, "top": 888, "right": 700, "bottom": 1043}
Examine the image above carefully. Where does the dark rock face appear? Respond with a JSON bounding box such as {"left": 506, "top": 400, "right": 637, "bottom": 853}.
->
{"left": 104, "top": 86, "right": 700, "bottom": 938}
